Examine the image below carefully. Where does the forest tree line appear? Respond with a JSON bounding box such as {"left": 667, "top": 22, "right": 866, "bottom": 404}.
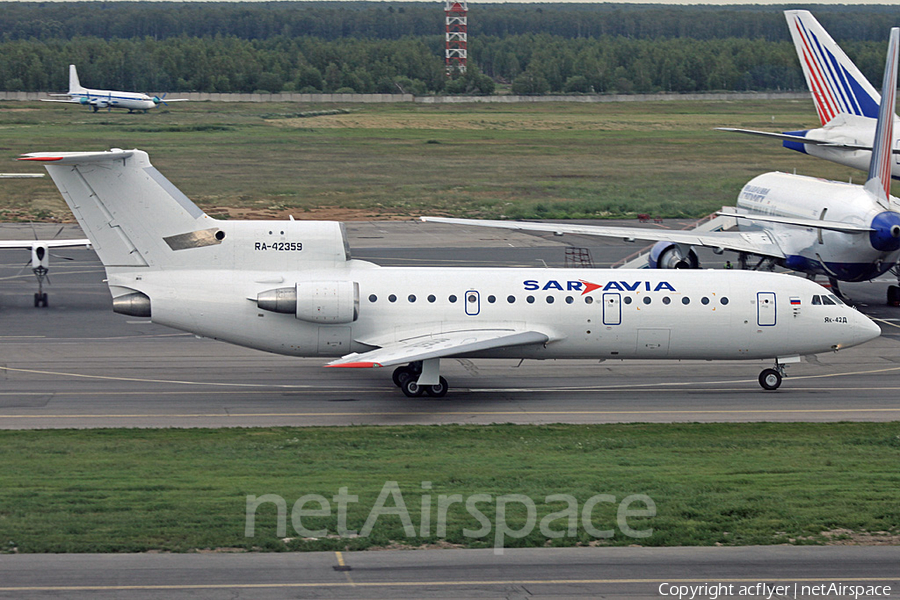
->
{"left": 0, "top": 3, "right": 897, "bottom": 95}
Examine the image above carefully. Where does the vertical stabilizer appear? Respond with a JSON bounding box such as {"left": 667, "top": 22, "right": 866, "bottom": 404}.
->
{"left": 785, "top": 10, "right": 881, "bottom": 124}
{"left": 19, "top": 150, "right": 215, "bottom": 269}
{"left": 68, "top": 65, "right": 85, "bottom": 94}
{"left": 864, "top": 28, "right": 899, "bottom": 205}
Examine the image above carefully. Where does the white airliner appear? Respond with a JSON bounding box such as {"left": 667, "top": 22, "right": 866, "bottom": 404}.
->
{"left": 425, "top": 27, "right": 900, "bottom": 305}
{"left": 42, "top": 65, "right": 188, "bottom": 113}
{"left": 719, "top": 10, "right": 900, "bottom": 179}
{"left": 19, "top": 150, "right": 879, "bottom": 394}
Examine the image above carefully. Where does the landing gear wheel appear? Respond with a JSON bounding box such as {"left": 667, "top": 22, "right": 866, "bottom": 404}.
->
{"left": 34, "top": 292, "right": 48, "bottom": 308}
{"left": 888, "top": 285, "right": 900, "bottom": 306}
{"left": 401, "top": 378, "right": 425, "bottom": 398}
{"left": 424, "top": 377, "right": 449, "bottom": 398}
{"left": 759, "top": 368, "right": 782, "bottom": 391}
{"left": 392, "top": 366, "right": 414, "bottom": 388}
{"left": 391, "top": 367, "right": 411, "bottom": 387}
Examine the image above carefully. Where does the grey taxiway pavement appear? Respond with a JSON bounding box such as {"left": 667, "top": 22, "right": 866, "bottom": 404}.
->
{"left": 0, "top": 547, "right": 897, "bottom": 599}
{"left": 1, "top": 221, "right": 900, "bottom": 429}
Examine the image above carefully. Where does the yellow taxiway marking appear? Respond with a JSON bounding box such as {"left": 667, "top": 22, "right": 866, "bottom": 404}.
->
{"left": 0, "top": 577, "right": 893, "bottom": 592}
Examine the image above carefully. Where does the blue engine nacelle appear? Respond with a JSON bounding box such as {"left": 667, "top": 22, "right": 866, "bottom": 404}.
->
{"left": 648, "top": 241, "right": 700, "bottom": 269}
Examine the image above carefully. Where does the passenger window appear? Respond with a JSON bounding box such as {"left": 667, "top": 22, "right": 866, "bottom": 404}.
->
{"left": 449, "top": 295, "right": 457, "bottom": 303}
{"left": 584, "top": 297, "right": 593, "bottom": 304}
{"left": 701, "top": 297, "right": 710, "bottom": 305}
{"left": 408, "top": 295, "right": 416, "bottom": 303}
{"left": 488, "top": 295, "right": 496, "bottom": 303}
{"left": 720, "top": 297, "right": 729, "bottom": 305}
{"left": 527, "top": 296, "right": 535, "bottom": 304}
{"left": 812, "top": 295, "right": 822, "bottom": 305}
{"left": 389, "top": 294, "right": 397, "bottom": 303}
{"left": 662, "top": 296, "right": 671, "bottom": 305}
{"left": 623, "top": 296, "right": 632, "bottom": 305}
{"left": 428, "top": 295, "right": 436, "bottom": 303}
{"left": 642, "top": 296, "right": 651, "bottom": 305}
{"left": 368, "top": 294, "right": 377, "bottom": 303}
{"left": 682, "top": 297, "right": 690, "bottom": 305}
{"left": 546, "top": 296, "right": 554, "bottom": 304}
{"left": 565, "top": 296, "right": 574, "bottom": 304}
{"left": 507, "top": 295, "right": 516, "bottom": 304}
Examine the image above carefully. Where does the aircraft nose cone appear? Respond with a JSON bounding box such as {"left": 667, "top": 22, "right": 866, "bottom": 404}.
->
{"left": 869, "top": 211, "right": 900, "bottom": 251}
{"left": 860, "top": 314, "right": 882, "bottom": 343}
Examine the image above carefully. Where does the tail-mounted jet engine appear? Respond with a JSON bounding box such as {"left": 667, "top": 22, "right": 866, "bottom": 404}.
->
{"left": 257, "top": 281, "right": 359, "bottom": 324}
{"left": 648, "top": 241, "right": 700, "bottom": 269}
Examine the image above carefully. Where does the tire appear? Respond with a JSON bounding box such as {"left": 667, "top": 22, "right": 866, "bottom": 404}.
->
{"left": 759, "top": 368, "right": 782, "bottom": 391}
{"left": 424, "top": 377, "right": 449, "bottom": 398}
{"left": 392, "top": 366, "right": 413, "bottom": 388}
{"left": 41, "top": 293, "right": 48, "bottom": 308}
{"left": 34, "top": 293, "right": 40, "bottom": 308}
{"left": 401, "top": 378, "right": 425, "bottom": 398}
{"left": 888, "top": 285, "right": 900, "bottom": 306}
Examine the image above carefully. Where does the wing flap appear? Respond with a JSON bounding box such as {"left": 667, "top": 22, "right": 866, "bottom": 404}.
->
{"left": 326, "top": 329, "right": 550, "bottom": 368}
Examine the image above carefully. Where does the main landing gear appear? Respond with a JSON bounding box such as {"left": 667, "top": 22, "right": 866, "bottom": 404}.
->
{"left": 758, "top": 362, "right": 786, "bottom": 391}
{"left": 392, "top": 359, "right": 449, "bottom": 398}
{"left": 888, "top": 267, "right": 900, "bottom": 306}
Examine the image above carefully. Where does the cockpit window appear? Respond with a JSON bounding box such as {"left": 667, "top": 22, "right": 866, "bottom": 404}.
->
{"left": 821, "top": 295, "right": 836, "bottom": 306}
{"left": 811, "top": 295, "right": 822, "bottom": 305}
{"left": 828, "top": 294, "right": 844, "bottom": 305}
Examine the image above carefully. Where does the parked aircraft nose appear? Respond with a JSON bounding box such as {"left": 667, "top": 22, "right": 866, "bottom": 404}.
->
{"left": 869, "top": 211, "right": 900, "bottom": 252}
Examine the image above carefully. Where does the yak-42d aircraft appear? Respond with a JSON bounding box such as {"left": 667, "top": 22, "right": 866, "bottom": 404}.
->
{"left": 425, "top": 26, "right": 900, "bottom": 305}
{"left": 720, "top": 10, "right": 900, "bottom": 179}
{"left": 42, "top": 65, "right": 188, "bottom": 113}
{"left": 19, "top": 150, "right": 879, "bottom": 395}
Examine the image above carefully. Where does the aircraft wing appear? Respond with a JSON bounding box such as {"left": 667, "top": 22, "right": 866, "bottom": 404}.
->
{"left": 39, "top": 99, "right": 81, "bottom": 104}
{"left": 720, "top": 212, "right": 873, "bottom": 233}
{"left": 716, "top": 127, "right": 900, "bottom": 154}
{"left": 326, "top": 329, "right": 551, "bottom": 368}
{"left": 0, "top": 239, "right": 91, "bottom": 249}
{"left": 421, "top": 217, "right": 786, "bottom": 259}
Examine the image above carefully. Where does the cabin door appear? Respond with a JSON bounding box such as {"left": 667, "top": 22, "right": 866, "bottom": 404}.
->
{"left": 757, "top": 292, "right": 776, "bottom": 326}
{"left": 602, "top": 293, "right": 621, "bottom": 325}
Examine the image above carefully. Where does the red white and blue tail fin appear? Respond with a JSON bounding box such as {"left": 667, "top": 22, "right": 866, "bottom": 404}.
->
{"left": 864, "top": 28, "right": 899, "bottom": 205}
{"left": 785, "top": 10, "right": 881, "bottom": 125}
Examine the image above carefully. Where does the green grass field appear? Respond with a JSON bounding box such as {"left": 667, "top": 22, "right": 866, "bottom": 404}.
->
{"left": 0, "top": 99, "right": 863, "bottom": 222}
{"left": 0, "top": 423, "right": 897, "bottom": 553}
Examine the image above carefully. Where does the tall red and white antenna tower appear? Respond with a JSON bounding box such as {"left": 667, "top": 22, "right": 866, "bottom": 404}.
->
{"left": 445, "top": 1, "right": 467, "bottom": 75}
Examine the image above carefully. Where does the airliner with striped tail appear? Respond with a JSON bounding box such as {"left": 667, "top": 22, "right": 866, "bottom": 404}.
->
{"left": 720, "top": 10, "right": 899, "bottom": 179}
